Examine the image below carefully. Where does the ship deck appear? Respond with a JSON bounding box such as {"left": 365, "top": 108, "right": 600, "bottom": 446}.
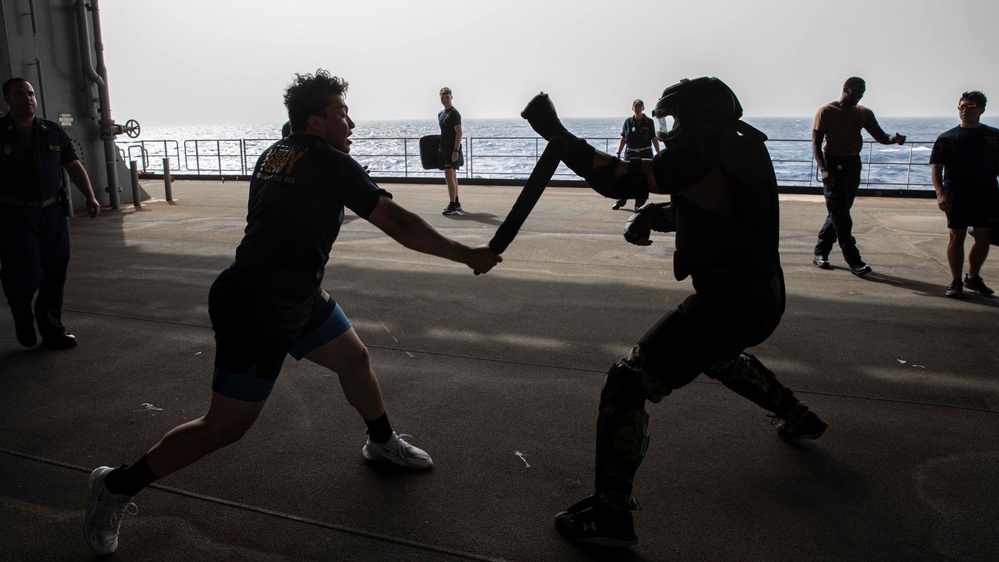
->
{"left": 1, "top": 181, "right": 997, "bottom": 561}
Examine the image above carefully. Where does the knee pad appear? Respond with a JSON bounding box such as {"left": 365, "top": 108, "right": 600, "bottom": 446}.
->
{"left": 600, "top": 347, "right": 674, "bottom": 406}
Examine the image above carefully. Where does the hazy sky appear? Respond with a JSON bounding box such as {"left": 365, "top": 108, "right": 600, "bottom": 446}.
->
{"left": 100, "top": 0, "right": 999, "bottom": 126}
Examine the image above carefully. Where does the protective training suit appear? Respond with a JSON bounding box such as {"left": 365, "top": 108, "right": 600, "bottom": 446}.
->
{"left": 522, "top": 77, "right": 826, "bottom": 518}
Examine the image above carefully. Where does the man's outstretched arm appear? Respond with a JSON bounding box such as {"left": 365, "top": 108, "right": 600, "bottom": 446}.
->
{"left": 367, "top": 195, "right": 500, "bottom": 274}
{"left": 864, "top": 114, "right": 906, "bottom": 145}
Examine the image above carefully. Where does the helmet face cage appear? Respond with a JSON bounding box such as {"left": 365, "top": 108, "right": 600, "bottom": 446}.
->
{"left": 654, "top": 114, "right": 678, "bottom": 140}
{"left": 652, "top": 77, "right": 743, "bottom": 144}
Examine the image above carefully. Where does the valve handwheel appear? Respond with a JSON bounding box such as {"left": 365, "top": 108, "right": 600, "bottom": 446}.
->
{"left": 124, "top": 119, "right": 141, "bottom": 138}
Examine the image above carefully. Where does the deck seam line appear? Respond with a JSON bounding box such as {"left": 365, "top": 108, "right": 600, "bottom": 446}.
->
{"left": 0, "top": 448, "right": 509, "bottom": 562}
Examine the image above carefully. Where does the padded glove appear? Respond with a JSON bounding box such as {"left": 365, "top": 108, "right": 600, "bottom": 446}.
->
{"left": 623, "top": 202, "right": 675, "bottom": 245}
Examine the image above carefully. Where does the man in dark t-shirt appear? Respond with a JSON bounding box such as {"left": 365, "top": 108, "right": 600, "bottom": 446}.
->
{"left": 438, "top": 87, "right": 463, "bottom": 215}
{"left": 83, "top": 70, "right": 501, "bottom": 557}
{"left": 930, "top": 90, "right": 999, "bottom": 298}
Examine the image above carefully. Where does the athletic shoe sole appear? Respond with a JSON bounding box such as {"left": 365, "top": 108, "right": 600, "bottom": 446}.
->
{"left": 554, "top": 511, "right": 638, "bottom": 547}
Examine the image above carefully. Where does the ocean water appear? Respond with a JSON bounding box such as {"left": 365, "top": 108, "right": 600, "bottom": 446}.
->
{"left": 120, "top": 116, "right": 963, "bottom": 190}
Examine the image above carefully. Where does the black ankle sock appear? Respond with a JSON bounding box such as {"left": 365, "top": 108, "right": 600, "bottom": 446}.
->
{"left": 365, "top": 412, "right": 393, "bottom": 444}
{"left": 104, "top": 455, "right": 160, "bottom": 497}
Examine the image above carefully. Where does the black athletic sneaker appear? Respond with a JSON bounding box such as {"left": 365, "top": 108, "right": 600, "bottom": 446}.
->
{"left": 945, "top": 279, "right": 964, "bottom": 299}
{"left": 442, "top": 202, "right": 458, "bottom": 216}
{"left": 453, "top": 199, "right": 462, "bottom": 212}
{"left": 774, "top": 411, "right": 828, "bottom": 442}
{"left": 554, "top": 495, "right": 637, "bottom": 547}
{"left": 812, "top": 255, "right": 830, "bottom": 269}
{"left": 963, "top": 274, "right": 994, "bottom": 296}
{"left": 849, "top": 262, "right": 872, "bottom": 276}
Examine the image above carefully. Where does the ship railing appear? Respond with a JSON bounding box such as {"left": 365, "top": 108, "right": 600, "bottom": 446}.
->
{"left": 116, "top": 137, "right": 937, "bottom": 191}
{"left": 123, "top": 140, "right": 182, "bottom": 173}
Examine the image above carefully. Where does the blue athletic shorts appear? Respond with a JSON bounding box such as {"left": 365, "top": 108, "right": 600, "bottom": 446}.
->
{"left": 209, "top": 284, "right": 353, "bottom": 402}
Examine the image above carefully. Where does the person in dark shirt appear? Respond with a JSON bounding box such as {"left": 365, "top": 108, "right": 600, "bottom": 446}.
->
{"left": 438, "top": 87, "right": 464, "bottom": 215}
{"left": 522, "top": 77, "right": 826, "bottom": 548}
{"left": 612, "top": 99, "right": 660, "bottom": 210}
{"left": 0, "top": 77, "right": 100, "bottom": 349}
{"left": 83, "top": 70, "right": 501, "bottom": 557}
{"left": 930, "top": 90, "right": 999, "bottom": 298}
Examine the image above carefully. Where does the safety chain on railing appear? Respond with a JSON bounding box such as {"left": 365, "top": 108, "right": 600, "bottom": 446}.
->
{"left": 117, "top": 137, "right": 937, "bottom": 190}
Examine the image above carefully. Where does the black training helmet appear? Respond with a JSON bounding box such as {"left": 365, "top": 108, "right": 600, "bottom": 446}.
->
{"left": 651, "top": 77, "right": 743, "bottom": 145}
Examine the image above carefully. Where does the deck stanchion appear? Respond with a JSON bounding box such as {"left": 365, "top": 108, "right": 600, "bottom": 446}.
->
{"left": 163, "top": 158, "right": 174, "bottom": 202}
{"left": 130, "top": 160, "right": 141, "bottom": 209}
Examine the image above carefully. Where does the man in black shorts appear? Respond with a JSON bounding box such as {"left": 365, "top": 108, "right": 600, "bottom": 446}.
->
{"left": 83, "top": 70, "right": 501, "bottom": 557}
{"left": 438, "top": 87, "right": 464, "bottom": 215}
{"left": 931, "top": 90, "right": 999, "bottom": 298}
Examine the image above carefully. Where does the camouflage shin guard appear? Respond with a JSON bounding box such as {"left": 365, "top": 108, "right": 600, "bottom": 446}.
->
{"left": 593, "top": 347, "right": 672, "bottom": 511}
{"left": 705, "top": 353, "right": 809, "bottom": 424}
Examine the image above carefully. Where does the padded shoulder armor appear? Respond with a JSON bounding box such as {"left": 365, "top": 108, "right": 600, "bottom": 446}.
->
{"left": 675, "top": 120, "right": 781, "bottom": 280}
{"left": 709, "top": 121, "right": 770, "bottom": 184}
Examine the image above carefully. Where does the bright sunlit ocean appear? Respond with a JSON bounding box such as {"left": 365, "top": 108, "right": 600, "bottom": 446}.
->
{"left": 125, "top": 116, "right": 965, "bottom": 190}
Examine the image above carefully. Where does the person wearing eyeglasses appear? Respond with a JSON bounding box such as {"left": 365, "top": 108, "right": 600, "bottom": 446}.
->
{"left": 930, "top": 91, "right": 999, "bottom": 298}
{"left": 612, "top": 99, "right": 661, "bottom": 211}
{"left": 811, "top": 77, "right": 905, "bottom": 276}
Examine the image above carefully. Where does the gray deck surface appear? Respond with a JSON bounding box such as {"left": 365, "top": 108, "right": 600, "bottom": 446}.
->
{"left": 1, "top": 180, "right": 997, "bottom": 561}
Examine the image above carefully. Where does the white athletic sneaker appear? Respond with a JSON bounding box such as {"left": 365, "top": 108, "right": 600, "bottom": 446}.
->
{"left": 84, "top": 466, "right": 137, "bottom": 556}
{"left": 362, "top": 432, "right": 433, "bottom": 469}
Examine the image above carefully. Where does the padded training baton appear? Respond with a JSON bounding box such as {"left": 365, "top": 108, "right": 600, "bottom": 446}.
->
{"left": 488, "top": 135, "right": 568, "bottom": 254}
